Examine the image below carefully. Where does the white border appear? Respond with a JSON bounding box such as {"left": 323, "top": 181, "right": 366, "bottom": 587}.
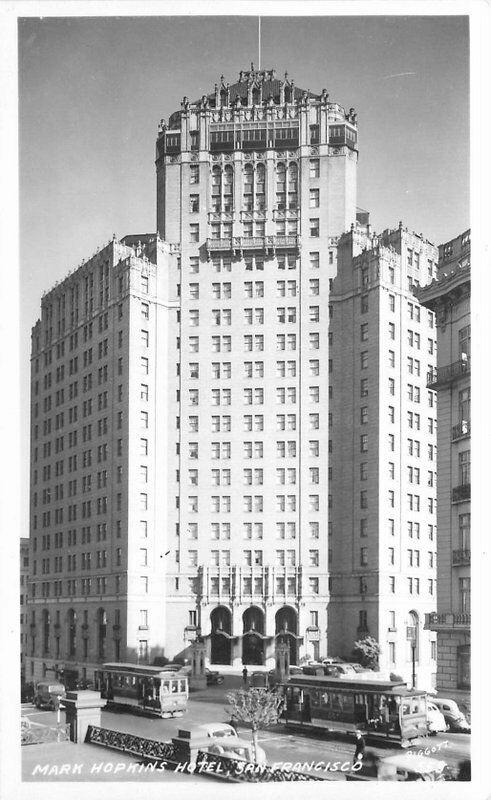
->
{"left": 1, "top": 2, "right": 489, "bottom": 800}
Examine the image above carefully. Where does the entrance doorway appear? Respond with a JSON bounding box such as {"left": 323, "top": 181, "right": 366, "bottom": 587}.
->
{"left": 210, "top": 606, "right": 232, "bottom": 665}
{"left": 275, "top": 606, "right": 299, "bottom": 665}
{"left": 242, "top": 607, "right": 265, "bottom": 665}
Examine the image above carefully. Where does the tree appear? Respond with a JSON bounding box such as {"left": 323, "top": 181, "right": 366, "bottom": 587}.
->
{"left": 352, "top": 635, "right": 381, "bottom": 669}
{"left": 226, "top": 687, "right": 284, "bottom": 763}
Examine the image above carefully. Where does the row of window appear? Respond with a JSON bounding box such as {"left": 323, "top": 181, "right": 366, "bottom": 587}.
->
{"left": 37, "top": 548, "right": 123, "bottom": 575}
{"left": 187, "top": 386, "right": 321, "bottom": 406}
{"left": 187, "top": 332, "right": 323, "bottom": 355}
{"left": 185, "top": 467, "right": 322, "bottom": 500}
{"left": 187, "top": 414, "right": 306, "bottom": 433}
{"left": 190, "top": 216, "right": 323, "bottom": 242}
{"left": 359, "top": 519, "right": 437, "bottom": 540}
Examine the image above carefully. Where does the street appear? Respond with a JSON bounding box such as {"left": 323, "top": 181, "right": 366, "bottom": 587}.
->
{"left": 21, "top": 675, "right": 471, "bottom": 782}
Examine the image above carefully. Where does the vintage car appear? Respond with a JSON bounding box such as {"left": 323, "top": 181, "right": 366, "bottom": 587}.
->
{"left": 33, "top": 681, "right": 65, "bottom": 710}
{"left": 347, "top": 751, "right": 448, "bottom": 781}
{"left": 430, "top": 698, "right": 470, "bottom": 732}
{"left": 427, "top": 701, "right": 448, "bottom": 734}
{"left": 205, "top": 737, "right": 267, "bottom": 764}
{"left": 196, "top": 722, "right": 239, "bottom": 739}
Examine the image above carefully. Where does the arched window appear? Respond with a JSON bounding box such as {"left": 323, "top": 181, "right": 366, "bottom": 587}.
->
{"left": 211, "top": 166, "right": 222, "bottom": 212}
{"left": 223, "top": 165, "right": 234, "bottom": 212}
{"left": 243, "top": 164, "right": 254, "bottom": 211}
{"left": 256, "top": 164, "right": 265, "bottom": 210}
{"left": 276, "top": 163, "right": 286, "bottom": 209}
{"left": 288, "top": 163, "right": 298, "bottom": 208}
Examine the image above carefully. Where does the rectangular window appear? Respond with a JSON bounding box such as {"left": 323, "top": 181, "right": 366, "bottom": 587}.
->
{"left": 309, "top": 159, "right": 320, "bottom": 178}
{"left": 309, "top": 188, "right": 320, "bottom": 208}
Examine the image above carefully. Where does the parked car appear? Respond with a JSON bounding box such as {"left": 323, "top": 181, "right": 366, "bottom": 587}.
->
{"left": 302, "top": 663, "right": 325, "bottom": 676}
{"left": 21, "top": 682, "right": 35, "bottom": 703}
{"left": 427, "top": 701, "right": 448, "bottom": 734}
{"left": 321, "top": 657, "right": 345, "bottom": 665}
{"left": 206, "top": 737, "right": 266, "bottom": 764}
{"left": 322, "top": 662, "right": 359, "bottom": 677}
{"left": 205, "top": 668, "right": 224, "bottom": 685}
{"left": 430, "top": 698, "right": 470, "bottom": 732}
{"left": 196, "top": 722, "right": 238, "bottom": 739}
{"left": 348, "top": 752, "right": 448, "bottom": 781}
{"left": 251, "top": 671, "right": 272, "bottom": 688}
{"left": 332, "top": 663, "right": 358, "bottom": 675}
{"left": 34, "top": 681, "right": 65, "bottom": 710}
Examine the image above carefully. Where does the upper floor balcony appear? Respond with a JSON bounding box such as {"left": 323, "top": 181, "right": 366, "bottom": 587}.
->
{"left": 452, "top": 419, "right": 471, "bottom": 441}
{"left": 205, "top": 234, "right": 299, "bottom": 257}
{"left": 425, "top": 611, "right": 470, "bottom": 631}
{"left": 427, "top": 357, "right": 470, "bottom": 389}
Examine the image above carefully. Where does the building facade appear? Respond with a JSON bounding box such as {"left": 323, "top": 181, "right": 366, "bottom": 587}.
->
{"left": 20, "top": 538, "right": 29, "bottom": 681}
{"left": 155, "top": 67, "right": 359, "bottom": 665}
{"left": 27, "top": 66, "right": 458, "bottom": 683}
{"left": 418, "top": 229, "right": 471, "bottom": 711}
{"left": 329, "top": 223, "right": 439, "bottom": 689}
{"left": 27, "top": 235, "right": 179, "bottom": 685}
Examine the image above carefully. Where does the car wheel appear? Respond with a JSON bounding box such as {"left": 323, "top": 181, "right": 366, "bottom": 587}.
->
{"left": 216, "top": 677, "right": 224, "bottom": 685}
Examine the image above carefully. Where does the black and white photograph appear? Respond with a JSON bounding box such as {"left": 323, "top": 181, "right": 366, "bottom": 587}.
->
{"left": 1, "top": 2, "right": 489, "bottom": 797}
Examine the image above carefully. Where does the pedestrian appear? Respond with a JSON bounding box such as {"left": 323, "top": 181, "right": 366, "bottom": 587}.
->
{"left": 242, "top": 666, "right": 248, "bottom": 685}
{"left": 229, "top": 715, "right": 238, "bottom": 734}
{"left": 353, "top": 730, "right": 366, "bottom": 765}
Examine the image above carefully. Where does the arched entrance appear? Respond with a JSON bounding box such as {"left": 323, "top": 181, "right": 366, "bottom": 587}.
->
{"left": 210, "top": 606, "right": 232, "bottom": 665}
{"left": 275, "top": 606, "right": 299, "bottom": 665}
{"left": 242, "top": 607, "right": 265, "bottom": 665}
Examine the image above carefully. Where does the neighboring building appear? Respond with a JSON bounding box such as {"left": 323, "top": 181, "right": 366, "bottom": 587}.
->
{"left": 155, "top": 67, "right": 359, "bottom": 665}
{"left": 27, "top": 235, "right": 179, "bottom": 685}
{"left": 329, "top": 222, "right": 439, "bottom": 689}
{"left": 20, "top": 538, "right": 29, "bottom": 681}
{"left": 418, "top": 229, "right": 471, "bottom": 711}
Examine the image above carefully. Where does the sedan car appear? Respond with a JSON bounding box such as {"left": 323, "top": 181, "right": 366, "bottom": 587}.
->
{"left": 206, "top": 737, "right": 266, "bottom": 764}
{"left": 430, "top": 698, "right": 470, "bottom": 732}
{"left": 427, "top": 701, "right": 448, "bottom": 734}
{"left": 196, "top": 722, "right": 238, "bottom": 739}
{"left": 205, "top": 668, "right": 224, "bottom": 685}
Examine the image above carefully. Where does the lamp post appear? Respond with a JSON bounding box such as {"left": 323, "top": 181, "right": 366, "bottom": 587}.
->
{"left": 406, "top": 626, "right": 417, "bottom": 689}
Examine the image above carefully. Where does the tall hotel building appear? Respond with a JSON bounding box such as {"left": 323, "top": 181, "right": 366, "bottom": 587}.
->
{"left": 156, "top": 67, "right": 359, "bottom": 666}
{"left": 329, "top": 224, "right": 439, "bottom": 688}
{"left": 419, "top": 230, "right": 471, "bottom": 710}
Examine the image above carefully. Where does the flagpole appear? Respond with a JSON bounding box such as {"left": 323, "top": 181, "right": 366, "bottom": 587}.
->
{"left": 258, "top": 17, "right": 261, "bottom": 70}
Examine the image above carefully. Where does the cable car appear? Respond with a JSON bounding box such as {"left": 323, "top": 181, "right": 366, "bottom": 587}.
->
{"left": 95, "top": 662, "right": 188, "bottom": 718}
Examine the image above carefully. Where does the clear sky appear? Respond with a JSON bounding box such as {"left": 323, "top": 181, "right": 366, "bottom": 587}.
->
{"left": 18, "top": 13, "right": 469, "bottom": 533}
